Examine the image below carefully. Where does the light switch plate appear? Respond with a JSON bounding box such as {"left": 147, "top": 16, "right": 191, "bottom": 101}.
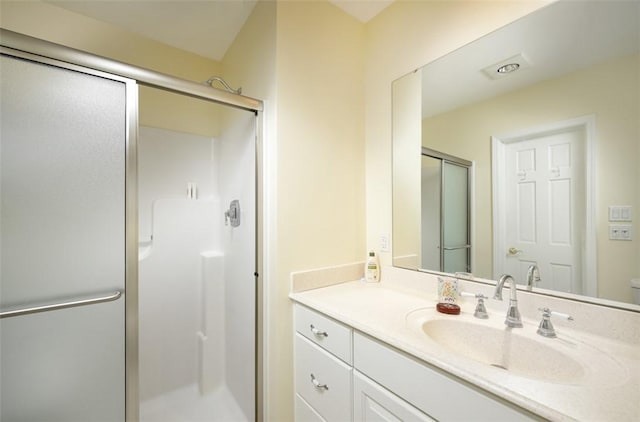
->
{"left": 609, "top": 206, "right": 632, "bottom": 222}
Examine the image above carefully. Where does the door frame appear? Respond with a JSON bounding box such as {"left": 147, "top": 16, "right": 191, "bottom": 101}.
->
{"left": 492, "top": 115, "right": 597, "bottom": 296}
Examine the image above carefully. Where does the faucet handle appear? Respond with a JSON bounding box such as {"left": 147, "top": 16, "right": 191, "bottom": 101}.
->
{"left": 537, "top": 307, "right": 573, "bottom": 338}
{"left": 538, "top": 307, "right": 574, "bottom": 321}
{"left": 460, "top": 292, "right": 489, "bottom": 319}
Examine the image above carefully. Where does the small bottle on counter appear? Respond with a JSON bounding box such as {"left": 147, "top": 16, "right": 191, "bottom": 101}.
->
{"left": 437, "top": 276, "right": 460, "bottom": 314}
{"left": 364, "top": 251, "right": 380, "bottom": 283}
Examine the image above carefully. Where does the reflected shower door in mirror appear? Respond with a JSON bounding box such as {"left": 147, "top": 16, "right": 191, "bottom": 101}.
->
{"left": 391, "top": 0, "right": 639, "bottom": 308}
{"left": 421, "top": 150, "right": 472, "bottom": 274}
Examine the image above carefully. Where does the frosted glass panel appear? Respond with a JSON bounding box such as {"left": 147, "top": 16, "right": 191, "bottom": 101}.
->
{"left": 444, "top": 248, "right": 468, "bottom": 274}
{"left": 443, "top": 163, "right": 469, "bottom": 247}
{"left": 1, "top": 56, "right": 126, "bottom": 421}
{"left": 442, "top": 162, "right": 469, "bottom": 273}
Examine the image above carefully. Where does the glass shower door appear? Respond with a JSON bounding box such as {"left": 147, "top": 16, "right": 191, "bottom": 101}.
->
{"left": 421, "top": 149, "right": 472, "bottom": 274}
{"left": 0, "top": 54, "right": 129, "bottom": 421}
{"left": 442, "top": 162, "right": 471, "bottom": 273}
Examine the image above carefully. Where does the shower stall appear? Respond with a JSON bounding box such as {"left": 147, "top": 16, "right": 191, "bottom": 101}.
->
{"left": 0, "top": 29, "right": 262, "bottom": 422}
{"left": 137, "top": 101, "right": 257, "bottom": 421}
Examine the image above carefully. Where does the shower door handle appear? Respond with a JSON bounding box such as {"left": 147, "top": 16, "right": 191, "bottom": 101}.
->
{"left": 0, "top": 290, "right": 122, "bottom": 319}
{"left": 442, "top": 245, "right": 471, "bottom": 251}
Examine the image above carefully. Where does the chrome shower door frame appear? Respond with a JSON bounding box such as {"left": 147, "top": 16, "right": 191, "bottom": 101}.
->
{"left": 0, "top": 46, "right": 139, "bottom": 421}
{"left": 1, "top": 28, "right": 265, "bottom": 422}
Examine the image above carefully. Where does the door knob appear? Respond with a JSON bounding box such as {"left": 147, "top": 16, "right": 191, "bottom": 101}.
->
{"left": 507, "top": 247, "right": 523, "bottom": 256}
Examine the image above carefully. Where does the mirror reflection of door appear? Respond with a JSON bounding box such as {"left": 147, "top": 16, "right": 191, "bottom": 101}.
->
{"left": 493, "top": 117, "right": 594, "bottom": 295}
{"left": 421, "top": 148, "right": 472, "bottom": 273}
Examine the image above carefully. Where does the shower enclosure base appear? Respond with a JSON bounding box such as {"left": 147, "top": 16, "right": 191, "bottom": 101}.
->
{"left": 140, "top": 383, "right": 248, "bottom": 422}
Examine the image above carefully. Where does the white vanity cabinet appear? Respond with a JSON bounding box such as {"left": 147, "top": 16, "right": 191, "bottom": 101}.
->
{"left": 293, "top": 304, "right": 537, "bottom": 421}
{"left": 294, "top": 304, "right": 429, "bottom": 422}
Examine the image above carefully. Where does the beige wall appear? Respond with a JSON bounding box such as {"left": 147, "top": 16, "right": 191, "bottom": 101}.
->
{"left": 422, "top": 53, "right": 639, "bottom": 303}
{"left": 273, "top": 1, "right": 365, "bottom": 419}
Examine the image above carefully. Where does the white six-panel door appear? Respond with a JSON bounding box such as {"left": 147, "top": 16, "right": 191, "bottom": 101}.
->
{"left": 499, "top": 127, "right": 585, "bottom": 293}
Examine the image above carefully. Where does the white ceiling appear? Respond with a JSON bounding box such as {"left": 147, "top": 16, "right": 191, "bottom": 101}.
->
{"left": 419, "top": 1, "right": 640, "bottom": 118}
{"left": 46, "top": 0, "right": 394, "bottom": 61}
{"left": 328, "top": 0, "right": 394, "bottom": 23}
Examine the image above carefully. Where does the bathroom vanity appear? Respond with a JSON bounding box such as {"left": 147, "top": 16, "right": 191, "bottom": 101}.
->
{"left": 289, "top": 264, "right": 640, "bottom": 421}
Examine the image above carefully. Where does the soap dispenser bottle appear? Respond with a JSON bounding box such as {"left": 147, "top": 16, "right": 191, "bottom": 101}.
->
{"left": 364, "top": 251, "right": 380, "bottom": 283}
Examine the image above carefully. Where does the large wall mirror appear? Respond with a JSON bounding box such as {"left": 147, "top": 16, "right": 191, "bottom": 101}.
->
{"left": 392, "top": 0, "right": 639, "bottom": 309}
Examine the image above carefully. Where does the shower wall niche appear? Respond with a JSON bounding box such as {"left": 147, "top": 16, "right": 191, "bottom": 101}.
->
{"left": 137, "top": 105, "right": 256, "bottom": 421}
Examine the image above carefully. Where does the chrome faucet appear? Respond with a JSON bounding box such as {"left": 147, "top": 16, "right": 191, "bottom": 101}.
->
{"left": 493, "top": 274, "right": 523, "bottom": 328}
{"left": 526, "top": 264, "right": 541, "bottom": 291}
{"left": 537, "top": 307, "right": 573, "bottom": 338}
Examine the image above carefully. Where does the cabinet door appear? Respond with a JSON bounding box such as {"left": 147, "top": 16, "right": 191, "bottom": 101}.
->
{"left": 295, "top": 394, "right": 327, "bottom": 422}
{"left": 0, "top": 54, "right": 127, "bottom": 421}
{"left": 354, "top": 332, "right": 536, "bottom": 421}
{"left": 354, "top": 370, "right": 435, "bottom": 422}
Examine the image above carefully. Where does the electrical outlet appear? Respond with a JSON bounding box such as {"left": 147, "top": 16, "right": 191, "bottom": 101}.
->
{"left": 609, "top": 224, "right": 633, "bottom": 240}
{"left": 619, "top": 226, "right": 633, "bottom": 240}
{"left": 379, "top": 234, "right": 390, "bottom": 252}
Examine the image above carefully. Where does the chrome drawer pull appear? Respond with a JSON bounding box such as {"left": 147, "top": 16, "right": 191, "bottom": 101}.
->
{"left": 310, "top": 324, "right": 328, "bottom": 338}
{"left": 0, "top": 290, "right": 122, "bottom": 319}
{"left": 310, "top": 373, "right": 329, "bottom": 390}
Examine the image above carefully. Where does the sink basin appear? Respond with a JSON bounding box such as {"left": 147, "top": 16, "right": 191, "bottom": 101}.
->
{"left": 419, "top": 319, "right": 585, "bottom": 383}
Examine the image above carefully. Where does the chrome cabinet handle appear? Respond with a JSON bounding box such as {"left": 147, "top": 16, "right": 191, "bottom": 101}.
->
{"left": 310, "top": 324, "right": 328, "bottom": 338}
{"left": 0, "top": 290, "right": 122, "bottom": 319}
{"left": 310, "top": 374, "right": 328, "bottom": 390}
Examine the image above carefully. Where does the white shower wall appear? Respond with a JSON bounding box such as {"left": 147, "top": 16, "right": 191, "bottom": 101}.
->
{"left": 138, "top": 122, "right": 255, "bottom": 421}
{"left": 138, "top": 198, "right": 220, "bottom": 400}
{"left": 217, "top": 109, "right": 257, "bottom": 420}
{"left": 138, "top": 126, "right": 217, "bottom": 241}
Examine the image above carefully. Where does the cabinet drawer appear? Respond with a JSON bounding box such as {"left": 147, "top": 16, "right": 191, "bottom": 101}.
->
{"left": 295, "top": 304, "right": 352, "bottom": 364}
{"left": 353, "top": 332, "right": 537, "bottom": 421}
{"left": 295, "top": 394, "right": 326, "bottom": 422}
{"left": 295, "top": 334, "right": 352, "bottom": 422}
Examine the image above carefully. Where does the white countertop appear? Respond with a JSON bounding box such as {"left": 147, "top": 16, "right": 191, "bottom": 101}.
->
{"left": 289, "top": 272, "right": 640, "bottom": 422}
